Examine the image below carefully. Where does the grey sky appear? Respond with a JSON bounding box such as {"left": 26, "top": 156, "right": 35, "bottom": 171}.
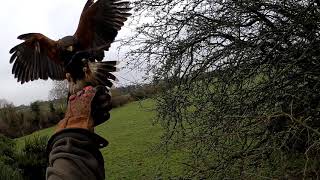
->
{"left": 0, "top": 0, "right": 141, "bottom": 106}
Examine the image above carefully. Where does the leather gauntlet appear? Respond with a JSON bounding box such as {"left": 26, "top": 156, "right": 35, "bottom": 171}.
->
{"left": 56, "top": 86, "right": 111, "bottom": 133}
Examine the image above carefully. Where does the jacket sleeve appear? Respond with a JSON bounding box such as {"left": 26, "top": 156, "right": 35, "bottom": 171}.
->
{"left": 46, "top": 128, "right": 108, "bottom": 180}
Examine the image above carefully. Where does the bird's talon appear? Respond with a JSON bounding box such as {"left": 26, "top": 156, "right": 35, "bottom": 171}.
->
{"left": 66, "top": 73, "right": 71, "bottom": 81}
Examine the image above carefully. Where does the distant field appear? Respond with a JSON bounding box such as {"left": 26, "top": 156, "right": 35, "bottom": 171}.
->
{"left": 18, "top": 99, "right": 185, "bottom": 179}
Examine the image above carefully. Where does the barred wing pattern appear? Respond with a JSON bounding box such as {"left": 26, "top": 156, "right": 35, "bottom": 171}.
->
{"left": 9, "top": 33, "right": 65, "bottom": 84}
{"left": 75, "top": 0, "right": 132, "bottom": 51}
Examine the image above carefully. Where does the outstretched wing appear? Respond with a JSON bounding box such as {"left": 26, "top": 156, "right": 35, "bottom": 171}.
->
{"left": 74, "top": 0, "right": 131, "bottom": 51}
{"left": 9, "top": 33, "right": 65, "bottom": 84}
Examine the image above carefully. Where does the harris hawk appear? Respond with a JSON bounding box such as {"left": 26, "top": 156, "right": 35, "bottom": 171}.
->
{"left": 9, "top": 0, "right": 131, "bottom": 94}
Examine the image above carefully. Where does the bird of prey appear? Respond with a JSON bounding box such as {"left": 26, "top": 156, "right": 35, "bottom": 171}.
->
{"left": 9, "top": 0, "right": 131, "bottom": 94}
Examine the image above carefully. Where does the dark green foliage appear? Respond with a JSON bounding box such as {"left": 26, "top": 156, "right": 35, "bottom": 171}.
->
{"left": 30, "top": 101, "right": 40, "bottom": 115}
{"left": 110, "top": 84, "right": 157, "bottom": 107}
{"left": 0, "top": 135, "right": 48, "bottom": 180}
{"left": 0, "top": 100, "right": 62, "bottom": 137}
{"left": 129, "top": 85, "right": 158, "bottom": 100}
{"left": 0, "top": 105, "right": 24, "bottom": 137}
{"left": 16, "top": 136, "right": 49, "bottom": 180}
{"left": 0, "top": 162, "right": 23, "bottom": 180}
{"left": 49, "top": 102, "right": 55, "bottom": 113}
{"left": 128, "top": 0, "right": 320, "bottom": 179}
{"left": 0, "top": 135, "right": 16, "bottom": 165}
{"left": 0, "top": 135, "right": 23, "bottom": 180}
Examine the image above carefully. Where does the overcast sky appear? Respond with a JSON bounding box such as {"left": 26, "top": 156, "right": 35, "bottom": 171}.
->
{"left": 0, "top": 0, "right": 140, "bottom": 106}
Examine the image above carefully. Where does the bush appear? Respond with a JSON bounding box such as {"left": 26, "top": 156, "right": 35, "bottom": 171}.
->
{"left": 0, "top": 162, "right": 23, "bottom": 180}
{"left": 111, "top": 95, "right": 134, "bottom": 108}
{"left": 0, "top": 99, "right": 66, "bottom": 138}
{"left": 0, "top": 135, "right": 49, "bottom": 180}
{"left": 0, "top": 135, "right": 15, "bottom": 164}
{"left": 0, "top": 135, "right": 23, "bottom": 180}
{"left": 15, "top": 136, "right": 49, "bottom": 180}
{"left": 130, "top": 85, "right": 158, "bottom": 100}
{"left": 0, "top": 106, "right": 24, "bottom": 137}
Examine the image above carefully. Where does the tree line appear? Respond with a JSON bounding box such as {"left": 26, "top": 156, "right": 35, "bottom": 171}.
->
{"left": 0, "top": 82, "right": 158, "bottom": 138}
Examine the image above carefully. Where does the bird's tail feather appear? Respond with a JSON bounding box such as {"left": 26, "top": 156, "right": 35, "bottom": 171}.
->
{"left": 87, "top": 61, "right": 119, "bottom": 88}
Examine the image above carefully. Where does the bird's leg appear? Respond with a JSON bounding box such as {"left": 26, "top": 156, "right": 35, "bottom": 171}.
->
{"left": 66, "top": 73, "right": 75, "bottom": 95}
{"left": 66, "top": 73, "right": 72, "bottom": 82}
{"left": 82, "top": 60, "right": 93, "bottom": 83}
{"left": 65, "top": 73, "right": 74, "bottom": 103}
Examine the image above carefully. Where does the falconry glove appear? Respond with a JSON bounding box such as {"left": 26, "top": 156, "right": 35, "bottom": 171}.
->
{"left": 56, "top": 85, "right": 112, "bottom": 133}
{"left": 47, "top": 85, "right": 110, "bottom": 180}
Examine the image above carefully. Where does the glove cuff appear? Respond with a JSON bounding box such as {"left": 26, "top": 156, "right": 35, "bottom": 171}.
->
{"left": 47, "top": 128, "right": 108, "bottom": 154}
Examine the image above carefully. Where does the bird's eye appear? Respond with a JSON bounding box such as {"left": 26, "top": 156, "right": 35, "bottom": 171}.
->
{"left": 67, "top": 46, "right": 74, "bottom": 52}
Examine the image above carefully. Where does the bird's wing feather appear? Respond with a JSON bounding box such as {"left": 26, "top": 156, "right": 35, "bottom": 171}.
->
{"left": 74, "top": 0, "right": 131, "bottom": 51}
{"left": 9, "top": 33, "right": 65, "bottom": 84}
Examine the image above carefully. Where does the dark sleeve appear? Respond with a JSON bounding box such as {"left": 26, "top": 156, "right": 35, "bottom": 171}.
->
{"left": 46, "top": 129, "right": 108, "bottom": 180}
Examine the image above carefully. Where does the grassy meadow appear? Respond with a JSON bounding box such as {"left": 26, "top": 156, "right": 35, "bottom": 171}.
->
{"left": 17, "top": 99, "right": 185, "bottom": 179}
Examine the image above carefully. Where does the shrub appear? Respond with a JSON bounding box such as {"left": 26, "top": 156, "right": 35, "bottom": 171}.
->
{"left": 0, "top": 135, "right": 23, "bottom": 180}
{"left": 0, "top": 162, "right": 23, "bottom": 180}
{"left": 30, "top": 101, "right": 40, "bottom": 115}
{"left": 0, "top": 106, "right": 24, "bottom": 138}
{"left": 111, "top": 95, "right": 134, "bottom": 108}
{"left": 0, "top": 100, "right": 66, "bottom": 137}
{"left": 130, "top": 85, "right": 158, "bottom": 100}
{"left": 0, "top": 135, "right": 15, "bottom": 164}
{"left": 0, "top": 135, "right": 49, "bottom": 180}
{"left": 15, "top": 136, "right": 49, "bottom": 180}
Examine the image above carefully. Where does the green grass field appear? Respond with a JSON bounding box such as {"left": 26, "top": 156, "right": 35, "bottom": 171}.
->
{"left": 18, "top": 99, "right": 185, "bottom": 179}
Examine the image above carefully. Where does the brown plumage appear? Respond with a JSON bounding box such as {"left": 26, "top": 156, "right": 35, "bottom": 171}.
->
{"left": 9, "top": 0, "right": 131, "bottom": 92}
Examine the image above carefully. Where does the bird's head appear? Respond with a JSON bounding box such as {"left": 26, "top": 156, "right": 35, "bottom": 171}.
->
{"left": 58, "top": 36, "right": 76, "bottom": 52}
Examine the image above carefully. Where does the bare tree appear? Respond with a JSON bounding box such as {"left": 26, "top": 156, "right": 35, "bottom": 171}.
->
{"left": 127, "top": 0, "right": 320, "bottom": 179}
{"left": 49, "top": 81, "right": 68, "bottom": 100}
{"left": 0, "top": 99, "right": 12, "bottom": 109}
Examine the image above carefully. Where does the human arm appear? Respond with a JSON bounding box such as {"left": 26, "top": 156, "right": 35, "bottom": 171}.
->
{"left": 46, "top": 86, "right": 111, "bottom": 180}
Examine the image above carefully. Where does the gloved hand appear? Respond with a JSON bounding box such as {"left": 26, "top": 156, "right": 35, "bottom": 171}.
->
{"left": 56, "top": 85, "right": 112, "bottom": 133}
